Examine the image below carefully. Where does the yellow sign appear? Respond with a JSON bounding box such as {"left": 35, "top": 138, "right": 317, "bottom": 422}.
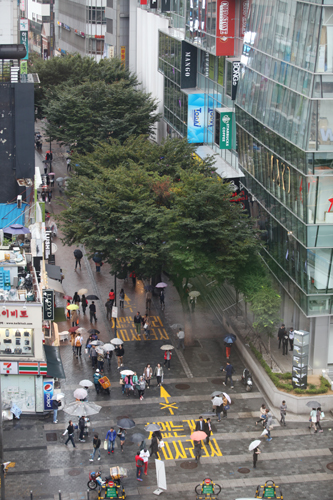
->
{"left": 160, "top": 386, "right": 178, "bottom": 415}
{"left": 120, "top": 46, "right": 126, "bottom": 66}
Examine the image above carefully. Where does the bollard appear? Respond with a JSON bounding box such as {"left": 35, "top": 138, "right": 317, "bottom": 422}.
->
{"left": 59, "top": 490, "right": 61, "bottom": 500}
{"left": 30, "top": 491, "right": 33, "bottom": 500}
{"left": 87, "top": 489, "right": 90, "bottom": 500}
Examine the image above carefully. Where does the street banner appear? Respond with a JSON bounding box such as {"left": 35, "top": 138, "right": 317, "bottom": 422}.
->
{"left": 216, "top": 0, "right": 235, "bottom": 56}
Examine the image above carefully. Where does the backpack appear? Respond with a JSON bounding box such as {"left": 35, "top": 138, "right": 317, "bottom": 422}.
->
{"left": 75, "top": 337, "right": 81, "bottom": 347}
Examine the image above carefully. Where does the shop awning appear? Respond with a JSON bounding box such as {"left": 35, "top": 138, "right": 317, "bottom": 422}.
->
{"left": 44, "top": 345, "right": 66, "bottom": 379}
{"left": 195, "top": 145, "right": 245, "bottom": 179}
{"left": 47, "top": 277, "right": 64, "bottom": 294}
{"left": 45, "top": 263, "right": 62, "bottom": 281}
{"left": 0, "top": 203, "right": 27, "bottom": 229}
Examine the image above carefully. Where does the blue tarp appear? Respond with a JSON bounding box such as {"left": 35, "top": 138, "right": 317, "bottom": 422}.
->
{"left": 0, "top": 203, "right": 26, "bottom": 229}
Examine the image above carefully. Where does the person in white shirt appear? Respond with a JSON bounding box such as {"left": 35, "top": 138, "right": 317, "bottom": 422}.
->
{"left": 288, "top": 328, "right": 294, "bottom": 351}
{"left": 154, "top": 364, "right": 164, "bottom": 387}
{"left": 139, "top": 448, "right": 150, "bottom": 475}
{"left": 75, "top": 334, "right": 83, "bottom": 356}
{"left": 177, "top": 328, "right": 185, "bottom": 350}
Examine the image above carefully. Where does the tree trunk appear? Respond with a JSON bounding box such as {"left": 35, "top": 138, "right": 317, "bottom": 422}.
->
{"left": 268, "top": 335, "right": 272, "bottom": 369}
{"left": 244, "top": 301, "right": 248, "bottom": 327}
{"left": 235, "top": 289, "right": 239, "bottom": 318}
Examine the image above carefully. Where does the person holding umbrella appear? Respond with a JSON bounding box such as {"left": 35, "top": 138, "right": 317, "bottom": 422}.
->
{"left": 149, "top": 433, "right": 159, "bottom": 459}
{"left": 164, "top": 350, "right": 172, "bottom": 370}
{"left": 74, "top": 249, "right": 83, "bottom": 271}
{"left": 114, "top": 341, "right": 124, "bottom": 368}
{"left": 90, "top": 345, "right": 97, "bottom": 368}
{"left": 249, "top": 440, "right": 261, "bottom": 468}
{"left": 89, "top": 301, "right": 97, "bottom": 324}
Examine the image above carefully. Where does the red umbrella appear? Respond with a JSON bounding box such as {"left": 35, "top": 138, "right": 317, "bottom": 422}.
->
{"left": 63, "top": 295, "right": 72, "bottom": 300}
{"left": 69, "top": 326, "right": 79, "bottom": 333}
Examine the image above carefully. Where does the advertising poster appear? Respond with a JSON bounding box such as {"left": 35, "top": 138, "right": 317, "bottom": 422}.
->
{"left": 216, "top": 0, "right": 236, "bottom": 56}
{"left": 207, "top": 95, "right": 215, "bottom": 144}
{"left": 20, "top": 31, "right": 29, "bottom": 60}
{"left": 240, "top": 0, "right": 249, "bottom": 37}
{"left": 220, "top": 111, "right": 233, "bottom": 149}
{"left": 187, "top": 94, "right": 206, "bottom": 143}
{"left": 43, "top": 378, "right": 54, "bottom": 410}
{"left": 181, "top": 41, "right": 197, "bottom": 89}
{"left": 231, "top": 60, "right": 241, "bottom": 100}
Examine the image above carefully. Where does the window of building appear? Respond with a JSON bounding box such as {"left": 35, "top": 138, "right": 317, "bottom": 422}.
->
{"left": 107, "top": 0, "right": 113, "bottom": 7}
{"left": 107, "top": 18, "right": 113, "bottom": 34}
{"left": 87, "top": 7, "right": 106, "bottom": 24}
{"left": 0, "top": 328, "right": 34, "bottom": 357}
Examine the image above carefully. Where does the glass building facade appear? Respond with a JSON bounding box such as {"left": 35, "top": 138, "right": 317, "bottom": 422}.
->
{"left": 236, "top": 0, "right": 333, "bottom": 369}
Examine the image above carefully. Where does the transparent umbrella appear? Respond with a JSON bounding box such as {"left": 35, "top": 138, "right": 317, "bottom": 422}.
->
{"left": 79, "top": 380, "right": 93, "bottom": 388}
{"left": 144, "top": 423, "right": 161, "bottom": 432}
{"left": 103, "top": 343, "right": 115, "bottom": 351}
{"left": 111, "top": 338, "right": 123, "bottom": 345}
{"left": 73, "top": 388, "right": 87, "bottom": 400}
{"left": 63, "top": 401, "right": 101, "bottom": 417}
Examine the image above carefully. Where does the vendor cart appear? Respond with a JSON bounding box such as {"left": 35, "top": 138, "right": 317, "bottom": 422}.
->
{"left": 255, "top": 480, "right": 283, "bottom": 499}
{"left": 98, "top": 467, "right": 127, "bottom": 499}
{"left": 195, "top": 478, "right": 221, "bottom": 499}
{"left": 99, "top": 376, "right": 111, "bottom": 395}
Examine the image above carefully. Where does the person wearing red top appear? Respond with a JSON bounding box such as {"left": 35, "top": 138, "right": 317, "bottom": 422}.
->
{"left": 164, "top": 350, "right": 172, "bottom": 370}
{"left": 108, "top": 289, "right": 115, "bottom": 307}
{"left": 135, "top": 454, "right": 143, "bottom": 481}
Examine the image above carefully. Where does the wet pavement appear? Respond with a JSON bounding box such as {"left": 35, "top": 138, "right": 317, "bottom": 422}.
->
{"left": 2, "top": 134, "right": 333, "bottom": 500}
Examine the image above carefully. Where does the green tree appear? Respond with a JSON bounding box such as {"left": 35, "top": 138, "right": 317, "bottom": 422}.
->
{"left": 42, "top": 80, "right": 159, "bottom": 153}
{"left": 251, "top": 285, "right": 281, "bottom": 356}
{"left": 58, "top": 137, "right": 260, "bottom": 306}
{"left": 29, "top": 54, "right": 137, "bottom": 118}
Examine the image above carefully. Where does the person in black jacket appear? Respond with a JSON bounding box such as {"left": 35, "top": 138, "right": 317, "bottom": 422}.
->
{"left": 63, "top": 420, "right": 76, "bottom": 448}
{"left": 79, "top": 416, "right": 86, "bottom": 442}
{"left": 74, "top": 249, "right": 83, "bottom": 270}
{"left": 90, "top": 434, "right": 101, "bottom": 461}
{"left": 89, "top": 301, "right": 97, "bottom": 324}
{"left": 115, "top": 344, "right": 124, "bottom": 369}
{"left": 277, "top": 324, "right": 286, "bottom": 349}
{"left": 216, "top": 402, "right": 224, "bottom": 422}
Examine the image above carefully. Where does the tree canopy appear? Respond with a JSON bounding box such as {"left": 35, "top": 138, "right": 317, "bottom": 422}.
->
{"left": 58, "top": 136, "right": 260, "bottom": 301}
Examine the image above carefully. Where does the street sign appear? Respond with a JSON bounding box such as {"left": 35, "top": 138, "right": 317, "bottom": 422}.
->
{"left": 43, "top": 289, "right": 54, "bottom": 321}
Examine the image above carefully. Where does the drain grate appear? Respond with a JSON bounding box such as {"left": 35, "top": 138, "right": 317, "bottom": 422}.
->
{"left": 238, "top": 468, "right": 251, "bottom": 474}
{"left": 326, "top": 462, "right": 333, "bottom": 471}
{"left": 180, "top": 461, "right": 198, "bottom": 469}
{"left": 68, "top": 468, "right": 82, "bottom": 476}
{"left": 46, "top": 433, "right": 57, "bottom": 442}
{"left": 211, "top": 378, "right": 224, "bottom": 385}
{"left": 175, "top": 384, "right": 190, "bottom": 390}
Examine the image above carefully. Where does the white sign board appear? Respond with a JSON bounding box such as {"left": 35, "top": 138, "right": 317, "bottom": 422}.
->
{"left": 112, "top": 306, "right": 118, "bottom": 318}
{"left": 154, "top": 459, "right": 167, "bottom": 495}
{"left": 20, "top": 19, "right": 28, "bottom": 31}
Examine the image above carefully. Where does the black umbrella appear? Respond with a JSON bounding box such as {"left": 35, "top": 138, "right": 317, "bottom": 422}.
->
{"left": 86, "top": 295, "right": 99, "bottom": 300}
{"left": 306, "top": 401, "right": 321, "bottom": 408}
{"left": 130, "top": 433, "right": 146, "bottom": 443}
{"left": 117, "top": 418, "right": 135, "bottom": 429}
{"left": 92, "top": 252, "right": 102, "bottom": 263}
{"left": 74, "top": 249, "right": 83, "bottom": 259}
{"left": 88, "top": 329, "right": 100, "bottom": 334}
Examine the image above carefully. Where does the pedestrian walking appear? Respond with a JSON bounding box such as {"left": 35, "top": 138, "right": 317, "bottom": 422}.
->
{"left": 195, "top": 416, "right": 206, "bottom": 431}
{"left": 154, "top": 363, "right": 164, "bottom": 387}
{"left": 289, "top": 328, "right": 294, "bottom": 351}
{"left": 75, "top": 333, "right": 83, "bottom": 357}
{"left": 97, "top": 351, "right": 104, "bottom": 372}
{"left": 316, "top": 408, "right": 324, "bottom": 433}
{"left": 138, "top": 376, "right": 146, "bottom": 400}
{"left": 89, "top": 434, "right": 101, "bottom": 461}
{"left": 205, "top": 418, "right": 212, "bottom": 445}
{"left": 264, "top": 409, "right": 273, "bottom": 441}
{"left": 164, "top": 350, "right": 172, "bottom": 370}
{"left": 73, "top": 249, "right": 83, "bottom": 271}
{"left": 255, "top": 404, "right": 266, "bottom": 426}
{"left": 81, "top": 294, "right": 88, "bottom": 315}
{"left": 143, "top": 315, "right": 150, "bottom": 339}
{"left": 309, "top": 408, "right": 317, "bottom": 432}
{"left": 108, "top": 289, "right": 115, "bottom": 307}
{"left": 135, "top": 453, "right": 144, "bottom": 481}
{"left": 150, "top": 434, "right": 159, "bottom": 458}
{"left": 93, "top": 369, "right": 102, "bottom": 394}
{"left": 215, "top": 401, "right": 223, "bottom": 422}
{"left": 48, "top": 189, "right": 52, "bottom": 203}
{"left": 89, "top": 301, "right": 97, "bottom": 324}
{"left": 90, "top": 346, "right": 97, "bottom": 368}
{"left": 117, "top": 428, "right": 126, "bottom": 452}
{"left": 66, "top": 300, "right": 71, "bottom": 320}
{"left": 119, "top": 288, "right": 125, "bottom": 308}
{"left": 79, "top": 416, "right": 86, "bottom": 442}
{"left": 105, "top": 427, "right": 117, "bottom": 454}
{"left": 71, "top": 333, "right": 76, "bottom": 354}
{"left": 194, "top": 440, "right": 202, "bottom": 462}
{"left": 222, "top": 394, "right": 228, "bottom": 418}
{"left": 73, "top": 292, "right": 80, "bottom": 308}
{"left": 223, "top": 362, "right": 234, "bottom": 388}
{"left": 145, "top": 290, "right": 152, "bottom": 310}
{"left": 177, "top": 328, "right": 185, "bottom": 350}
{"left": 105, "top": 349, "right": 112, "bottom": 369}
{"left": 115, "top": 343, "right": 124, "bottom": 368}
{"left": 280, "top": 400, "right": 287, "bottom": 426}
{"left": 134, "top": 312, "right": 142, "bottom": 336}
{"left": 143, "top": 364, "right": 153, "bottom": 388}
{"left": 282, "top": 330, "right": 289, "bottom": 355}
{"left": 253, "top": 446, "right": 261, "bottom": 468}
{"left": 52, "top": 398, "right": 59, "bottom": 423}
{"left": 277, "top": 324, "right": 286, "bottom": 349}
{"left": 129, "top": 271, "right": 136, "bottom": 286}
{"left": 139, "top": 448, "right": 150, "bottom": 475}
{"left": 71, "top": 310, "right": 79, "bottom": 328}
{"left": 124, "top": 375, "right": 134, "bottom": 396}
{"left": 159, "top": 290, "right": 165, "bottom": 310}
{"left": 66, "top": 157, "right": 71, "bottom": 171}
{"left": 225, "top": 342, "right": 232, "bottom": 360}
{"left": 105, "top": 299, "right": 112, "bottom": 320}
{"left": 63, "top": 420, "right": 76, "bottom": 448}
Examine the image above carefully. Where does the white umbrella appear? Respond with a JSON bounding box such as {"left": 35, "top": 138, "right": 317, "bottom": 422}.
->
{"left": 120, "top": 369, "right": 135, "bottom": 376}
{"left": 79, "top": 380, "right": 93, "bottom": 388}
{"left": 249, "top": 440, "right": 261, "bottom": 451}
{"left": 261, "top": 429, "right": 268, "bottom": 436}
{"left": 73, "top": 388, "right": 88, "bottom": 400}
{"left": 212, "top": 397, "right": 223, "bottom": 406}
{"left": 155, "top": 282, "right": 167, "bottom": 288}
{"left": 160, "top": 344, "right": 174, "bottom": 350}
{"left": 90, "top": 340, "right": 104, "bottom": 346}
{"left": 103, "top": 343, "right": 115, "bottom": 351}
{"left": 77, "top": 288, "right": 88, "bottom": 295}
{"left": 189, "top": 291, "right": 200, "bottom": 298}
{"left": 111, "top": 338, "right": 123, "bottom": 345}
{"left": 211, "top": 391, "right": 223, "bottom": 397}
{"left": 222, "top": 392, "right": 231, "bottom": 404}
{"left": 170, "top": 324, "right": 183, "bottom": 330}
{"left": 96, "top": 348, "right": 104, "bottom": 355}
{"left": 63, "top": 401, "right": 101, "bottom": 417}
{"left": 77, "top": 327, "right": 88, "bottom": 334}
{"left": 51, "top": 393, "right": 65, "bottom": 401}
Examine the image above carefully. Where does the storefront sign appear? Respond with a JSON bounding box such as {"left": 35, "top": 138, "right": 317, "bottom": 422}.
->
{"left": 187, "top": 93, "right": 206, "bottom": 143}
{"left": 150, "top": 0, "right": 157, "bottom": 8}
{"left": 140, "top": 0, "right": 147, "bottom": 4}
{"left": 120, "top": 46, "right": 126, "bottom": 66}
{"left": 20, "top": 18, "right": 28, "bottom": 31}
{"left": 240, "top": 0, "right": 249, "bottom": 37}
{"left": 181, "top": 41, "right": 197, "bottom": 89}
{"left": 20, "top": 60, "right": 27, "bottom": 75}
{"left": 19, "top": 362, "right": 47, "bottom": 375}
{"left": 43, "top": 290, "right": 54, "bottom": 321}
{"left": 1, "top": 308, "right": 28, "bottom": 319}
{"left": 43, "top": 378, "right": 54, "bottom": 410}
{"left": 20, "top": 31, "right": 28, "bottom": 60}
{"left": 0, "top": 362, "right": 18, "bottom": 374}
{"left": 231, "top": 60, "right": 240, "bottom": 100}
{"left": 44, "top": 231, "right": 51, "bottom": 260}
{"left": 220, "top": 110, "right": 233, "bottom": 149}
{"left": 216, "top": 0, "right": 235, "bottom": 56}
{"left": 161, "top": 0, "right": 171, "bottom": 12}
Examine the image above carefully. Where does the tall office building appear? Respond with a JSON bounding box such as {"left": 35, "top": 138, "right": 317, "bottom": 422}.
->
{"left": 236, "top": 0, "right": 333, "bottom": 372}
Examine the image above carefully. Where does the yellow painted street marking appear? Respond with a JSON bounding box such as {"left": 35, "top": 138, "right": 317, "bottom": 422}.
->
{"left": 157, "top": 438, "right": 222, "bottom": 460}
{"left": 160, "top": 386, "right": 178, "bottom": 415}
{"left": 111, "top": 316, "right": 169, "bottom": 341}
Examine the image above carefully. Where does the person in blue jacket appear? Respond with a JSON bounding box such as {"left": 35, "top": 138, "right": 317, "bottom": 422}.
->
{"left": 93, "top": 369, "right": 102, "bottom": 394}
{"left": 105, "top": 426, "right": 117, "bottom": 454}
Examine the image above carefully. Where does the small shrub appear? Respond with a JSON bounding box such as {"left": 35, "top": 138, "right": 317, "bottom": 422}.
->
{"left": 309, "top": 384, "right": 316, "bottom": 390}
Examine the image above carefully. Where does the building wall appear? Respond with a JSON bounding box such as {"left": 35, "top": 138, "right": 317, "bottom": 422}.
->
{"left": 0, "top": 0, "right": 18, "bottom": 44}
